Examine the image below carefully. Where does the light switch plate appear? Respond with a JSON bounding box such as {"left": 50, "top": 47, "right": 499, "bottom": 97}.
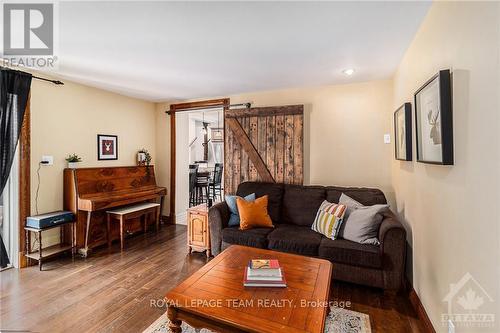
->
{"left": 41, "top": 155, "right": 53, "bottom": 165}
{"left": 384, "top": 134, "right": 391, "bottom": 144}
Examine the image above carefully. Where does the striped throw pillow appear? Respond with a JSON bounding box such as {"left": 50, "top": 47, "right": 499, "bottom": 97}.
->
{"left": 311, "top": 200, "right": 347, "bottom": 239}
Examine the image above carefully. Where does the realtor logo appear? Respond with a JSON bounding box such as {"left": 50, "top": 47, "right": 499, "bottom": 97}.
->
{"left": 3, "top": 3, "right": 54, "bottom": 55}
{"left": 442, "top": 272, "right": 495, "bottom": 328}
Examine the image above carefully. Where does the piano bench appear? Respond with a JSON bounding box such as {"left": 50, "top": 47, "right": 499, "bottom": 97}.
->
{"left": 106, "top": 202, "right": 161, "bottom": 251}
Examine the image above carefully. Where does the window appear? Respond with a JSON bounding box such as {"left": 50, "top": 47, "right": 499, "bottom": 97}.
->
{"left": 1, "top": 148, "right": 20, "bottom": 269}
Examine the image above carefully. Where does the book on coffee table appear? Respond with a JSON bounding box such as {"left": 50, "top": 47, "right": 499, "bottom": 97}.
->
{"left": 244, "top": 259, "right": 287, "bottom": 287}
{"left": 250, "top": 259, "right": 279, "bottom": 269}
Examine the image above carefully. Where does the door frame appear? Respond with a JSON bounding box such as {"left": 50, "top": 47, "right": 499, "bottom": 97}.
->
{"left": 18, "top": 94, "right": 31, "bottom": 268}
{"left": 168, "top": 98, "right": 229, "bottom": 223}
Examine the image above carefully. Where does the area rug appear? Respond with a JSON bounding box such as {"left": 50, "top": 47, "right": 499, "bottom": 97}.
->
{"left": 143, "top": 306, "right": 371, "bottom": 333}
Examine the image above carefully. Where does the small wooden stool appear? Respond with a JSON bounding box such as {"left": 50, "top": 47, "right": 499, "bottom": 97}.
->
{"left": 106, "top": 202, "right": 161, "bottom": 250}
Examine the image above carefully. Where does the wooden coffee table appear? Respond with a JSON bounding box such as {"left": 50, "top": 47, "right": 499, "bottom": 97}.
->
{"left": 165, "top": 245, "right": 332, "bottom": 333}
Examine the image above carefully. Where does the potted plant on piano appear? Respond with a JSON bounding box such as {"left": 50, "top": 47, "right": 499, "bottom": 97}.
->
{"left": 66, "top": 153, "right": 82, "bottom": 169}
{"left": 137, "top": 148, "right": 152, "bottom": 166}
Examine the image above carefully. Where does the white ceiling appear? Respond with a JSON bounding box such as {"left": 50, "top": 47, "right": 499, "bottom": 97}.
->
{"left": 48, "top": 1, "right": 431, "bottom": 102}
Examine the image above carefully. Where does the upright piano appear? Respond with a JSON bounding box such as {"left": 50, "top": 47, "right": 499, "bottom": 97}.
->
{"left": 63, "top": 166, "right": 166, "bottom": 256}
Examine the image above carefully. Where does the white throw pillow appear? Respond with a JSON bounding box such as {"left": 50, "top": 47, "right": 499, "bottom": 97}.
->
{"left": 339, "top": 193, "right": 388, "bottom": 245}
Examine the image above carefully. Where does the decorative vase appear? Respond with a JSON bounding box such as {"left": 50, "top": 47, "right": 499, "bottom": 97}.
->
{"left": 68, "top": 162, "right": 80, "bottom": 169}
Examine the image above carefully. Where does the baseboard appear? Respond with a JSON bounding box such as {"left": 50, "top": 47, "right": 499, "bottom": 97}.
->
{"left": 161, "top": 215, "right": 173, "bottom": 225}
{"left": 175, "top": 212, "right": 187, "bottom": 225}
{"left": 408, "top": 287, "right": 436, "bottom": 333}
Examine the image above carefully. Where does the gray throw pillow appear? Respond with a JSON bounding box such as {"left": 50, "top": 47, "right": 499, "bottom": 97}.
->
{"left": 339, "top": 193, "right": 364, "bottom": 221}
{"left": 339, "top": 193, "right": 388, "bottom": 245}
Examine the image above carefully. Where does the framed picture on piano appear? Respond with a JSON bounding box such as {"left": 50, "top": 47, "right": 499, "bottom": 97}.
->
{"left": 97, "top": 134, "right": 118, "bottom": 160}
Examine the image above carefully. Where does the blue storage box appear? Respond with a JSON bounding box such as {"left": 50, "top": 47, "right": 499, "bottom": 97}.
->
{"left": 26, "top": 211, "right": 74, "bottom": 229}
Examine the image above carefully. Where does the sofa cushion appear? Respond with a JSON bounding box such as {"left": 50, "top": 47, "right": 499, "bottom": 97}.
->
{"left": 237, "top": 182, "right": 284, "bottom": 223}
{"left": 311, "top": 201, "right": 346, "bottom": 239}
{"left": 326, "top": 186, "right": 387, "bottom": 206}
{"left": 226, "top": 193, "right": 256, "bottom": 227}
{"left": 267, "top": 225, "right": 322, "bottom": 256}
{"left": 237, "top": 195, "right": 274, "bottom": 230}
{"left": 222, "top": 227, "right": 273, "bottom": 249}
{"left": 282, "top": 185, "right": 326, "bottom": 226}
{"left": 339, "top": 194, "right": 389, "bottom": 245}
{"left": 318, "top": 237, "right": 382, "bottom": 269}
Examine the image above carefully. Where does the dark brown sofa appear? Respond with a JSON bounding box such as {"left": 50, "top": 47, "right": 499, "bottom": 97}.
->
{"left": 209, "top": 182, "right": 406, "bottom": 290}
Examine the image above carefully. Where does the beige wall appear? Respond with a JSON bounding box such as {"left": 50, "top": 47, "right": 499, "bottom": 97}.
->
{"left": 156, "top": 79, "right": 395, "bottom": 215}
{"left": 155, "top": 103, "right": 171, "bottom": 215}
{"left": 391, "top": 2, "right": 500, "bottom": 332}
{"left": 30, "top": 78, "right": 157, "bottom": 246}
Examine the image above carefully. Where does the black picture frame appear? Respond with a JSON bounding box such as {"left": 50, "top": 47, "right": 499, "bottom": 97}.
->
{"left": 97, "top": 134, "right": 118, "bottom": 160}
{"left": 394, "top": 103, "right": 412, "bottom": 161}
{"left": 414, "top": 69, "right": 453, "bottom": 165}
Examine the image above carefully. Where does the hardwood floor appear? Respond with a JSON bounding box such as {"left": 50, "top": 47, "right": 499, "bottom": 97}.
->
{"left": 0, "top": 225, "right": 424, "bottom": 333}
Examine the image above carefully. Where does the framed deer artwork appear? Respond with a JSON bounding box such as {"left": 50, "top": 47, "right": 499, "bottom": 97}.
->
{"left": 414, "top": 69, "right": 453, "bottom": 165}
{"left": 394, "top": 103, "right": 412, "bottom": 161}
{"left": 97, "top": 134, "right": 118, "bottom": 160}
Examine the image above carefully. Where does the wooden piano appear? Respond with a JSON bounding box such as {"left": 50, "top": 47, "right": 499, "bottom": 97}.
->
{"left": 63, "top": 166, "right": 166, "bottom": 256}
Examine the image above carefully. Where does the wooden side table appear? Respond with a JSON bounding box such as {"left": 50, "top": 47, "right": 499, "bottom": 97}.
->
{"left": 25, "top": 220, "right": 76, "bottom": 271}
{"left": 187, "top": 204, "right": 210, "bottom": 257}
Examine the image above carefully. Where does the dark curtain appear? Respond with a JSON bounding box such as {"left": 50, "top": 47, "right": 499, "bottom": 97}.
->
{"left": 0, "top": 67, "right": 32, "bottom": 268}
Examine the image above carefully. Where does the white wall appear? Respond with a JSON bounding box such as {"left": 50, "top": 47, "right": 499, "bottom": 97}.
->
{"left": 188, "top": 117, "right": 197, "bottom": 164}
{"left": 391, "top": 2, "right": 500, "bottom": 332}
{"left": 174, "top": 113, "right": 190, "bottom": 225}
{"left": 192, "top": 120, "right": 206, "bottom": 163}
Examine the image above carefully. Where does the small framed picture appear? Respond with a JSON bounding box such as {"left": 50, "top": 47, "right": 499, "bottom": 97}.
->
{"left": 97, "top": 134, "right": 118, "bottom": 160}
{"left": 414, "top": 69, "right": 453, "bottom": 165}
{"left": 211, "top": 128, "right": 224, "bottom": 142}
{"left": 394, "top": 103, "right": 412, "bottom": 161}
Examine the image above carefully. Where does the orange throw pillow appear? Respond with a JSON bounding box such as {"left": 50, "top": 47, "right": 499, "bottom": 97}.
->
{"left": 237, "top": 195, "right": 274, "bottom": 230}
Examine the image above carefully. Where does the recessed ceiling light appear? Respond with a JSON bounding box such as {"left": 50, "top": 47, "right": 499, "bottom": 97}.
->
{"left": 342, "top": 68, "right": 355, "bottom": 76}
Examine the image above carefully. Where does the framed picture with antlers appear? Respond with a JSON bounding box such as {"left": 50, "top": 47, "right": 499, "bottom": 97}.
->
{"left": 394, "top": 103, "right": 412, "bottom": 161}
{"left": 97, "top": 134, "right": 118, "bottom": 160}
{"left": 414, "top": 69, "right": 453, "bottom": 165}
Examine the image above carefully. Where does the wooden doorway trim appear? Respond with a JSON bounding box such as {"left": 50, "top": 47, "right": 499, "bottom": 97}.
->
{"left": 169, "top": 98, "right": 229, "bottom": 223}
{"left": 19, "top": 94, "right": 31, "bottom": 268}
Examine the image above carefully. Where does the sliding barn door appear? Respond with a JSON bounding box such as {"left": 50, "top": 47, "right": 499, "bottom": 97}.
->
{"left": 224, "top": 105, "right": 304, "bottom": 195}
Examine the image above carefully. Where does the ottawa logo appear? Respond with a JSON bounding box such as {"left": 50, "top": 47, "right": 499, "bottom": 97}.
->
{"left": 442, "top": 272, "right": 495, "bottom": 329}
